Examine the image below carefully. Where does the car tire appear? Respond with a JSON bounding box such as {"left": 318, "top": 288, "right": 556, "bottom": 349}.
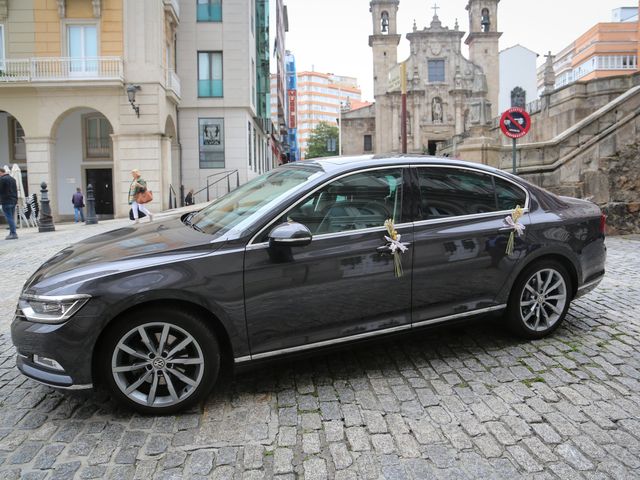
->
{"left": 505, "top": 259, "right": 573, "bottom": 339}
{"left": 99, "top": 307, "right": 220, "bottom": 414}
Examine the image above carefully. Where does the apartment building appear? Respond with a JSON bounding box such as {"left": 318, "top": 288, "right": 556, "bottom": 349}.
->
{"left": 537, "top": 7, "right": 639, "bottom": 92}
{"left": 0, "top": 0, "right": 180, "bottom": 220}
{"left": 271, "top": 71, "right": 362, "bottom": 160}
{"left": 176, "top": 0, "right": 273, "bottom": 199}
{"left": 0, "top": 0, "right": 276, "bottom": 220}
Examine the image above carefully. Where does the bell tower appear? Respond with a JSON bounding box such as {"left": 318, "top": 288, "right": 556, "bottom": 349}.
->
{"left": 465, "top": 0, "right": 501, "bottom": 116}
{"left": 369, "top": 0, "right": 400, "bottom": 97}
{"left": 369, "top": 0, "right": 400, "bottom": 153}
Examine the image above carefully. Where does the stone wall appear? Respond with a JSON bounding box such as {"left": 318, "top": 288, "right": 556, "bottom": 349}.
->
{"left": 600, "top": 142, "right": 640, "bottom": 235}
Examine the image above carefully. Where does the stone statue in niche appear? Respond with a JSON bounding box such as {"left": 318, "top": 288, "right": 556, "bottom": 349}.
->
{"left": 381, "top": 11, "right": 389, "bottom": 33}
{"left": 432, "top": 97, "right": 443, "bottom": 123}
{"left": 511, "top": 86, "right": 526, "bottom": 109}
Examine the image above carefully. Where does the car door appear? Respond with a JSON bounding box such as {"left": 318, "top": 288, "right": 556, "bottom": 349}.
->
{"left": 243, "top": 167, "right": 414, "bottom": 357}
{"left": 410, "top": 166, "right": 529, "bottom": 324}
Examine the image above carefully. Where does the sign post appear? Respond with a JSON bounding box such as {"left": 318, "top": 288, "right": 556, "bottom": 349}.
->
{"left": 500, "top": 107, "right": 531, "bottom": 174}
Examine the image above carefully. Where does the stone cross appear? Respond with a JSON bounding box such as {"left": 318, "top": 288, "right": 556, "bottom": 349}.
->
{"left": 432, "top": 3, "right": 440, "bottom": 17}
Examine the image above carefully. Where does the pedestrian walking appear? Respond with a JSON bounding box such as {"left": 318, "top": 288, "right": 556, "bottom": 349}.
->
{"left": 184, "top": 188, "right": 195, "bottom": 206}
{"left": 72, "top": 187, "right": 85, "bottom": 223}
{"left": 128, "top": 169, "right": 153, "bottom": 223}
{"left": 0, "top": 166, "right": 18, "bottom": 240}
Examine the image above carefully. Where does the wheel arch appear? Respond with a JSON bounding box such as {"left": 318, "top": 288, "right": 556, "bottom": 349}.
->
{"left": 91, "top": 299, "right": 235, "bottom": 387}
{"left": 499, "top": 250, "right": 580, "bottom": 303}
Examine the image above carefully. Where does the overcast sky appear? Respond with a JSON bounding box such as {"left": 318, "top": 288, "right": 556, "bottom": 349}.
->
{"left": 272, "top": 0, "right": 637, "bottom": 101}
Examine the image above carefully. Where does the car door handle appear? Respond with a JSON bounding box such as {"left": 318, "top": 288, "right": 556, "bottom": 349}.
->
{"left": 498, "top": 227, "right": 514, "bottom": 232}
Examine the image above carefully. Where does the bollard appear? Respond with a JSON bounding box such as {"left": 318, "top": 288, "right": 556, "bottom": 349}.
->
{"left": 85, "top": 184, "right": 98, "bottom": 225}
{"left": 37, "top": 182, "right": 55, "bottom": 232}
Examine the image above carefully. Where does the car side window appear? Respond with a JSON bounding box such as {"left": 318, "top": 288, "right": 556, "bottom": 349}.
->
{"left": 495, "top": 177, "right": 527, "bottom": 210}
{"left": 417, "top": 168, "right": 497, "bottom": 220}
{"left": 286, "top": 169, "right": 405, "bottom": 235}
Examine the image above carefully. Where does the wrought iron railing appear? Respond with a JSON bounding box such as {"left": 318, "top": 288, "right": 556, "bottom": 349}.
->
{"left": 193, "top": 170, "right": 240, "bottom": 203}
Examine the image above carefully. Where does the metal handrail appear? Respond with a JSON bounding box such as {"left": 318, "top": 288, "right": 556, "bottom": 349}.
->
{"left": 168, "top": 184, "right": 178, "bottom": 209}
{"left": 193, "top": 170, "right": 240, "bottom": 202}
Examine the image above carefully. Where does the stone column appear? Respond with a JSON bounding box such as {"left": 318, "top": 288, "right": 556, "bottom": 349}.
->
{"left": 112, "top": 133, "right": 164, "bottom": 218}
{"left": 160, "top": 135, "right": 172, "bottom": 210}
{"left": 25, "top": 137, "right": 57, "bottom": 219}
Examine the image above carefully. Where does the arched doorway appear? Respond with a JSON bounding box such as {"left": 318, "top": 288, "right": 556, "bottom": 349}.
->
{"left": 0, "top": 110, "right": 27, "bottom": 193}
{"left": 51, "top": 108, "right": 115, "bottom": 219}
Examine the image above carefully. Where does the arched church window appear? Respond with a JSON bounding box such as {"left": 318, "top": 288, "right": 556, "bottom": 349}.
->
{"left": 481, "top": 8, "right": 490, "bottom": 32}
{"left": 510, "top": 87, "right": 526, "bottom": 109}
{"left": 381, "top": 11, "right": 389, "bottom": 34}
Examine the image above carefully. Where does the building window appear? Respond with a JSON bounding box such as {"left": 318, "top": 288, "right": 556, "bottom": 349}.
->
{"left": 198, "top": 52, "right": 223, "bottom": 97}
{"left": 10, "top": 117, "right": 25, "bottom": 161}
{"left": 85, "top": 115, "right": 112, "bottom": 158}
{"left": 199, "top": 118, "right": 224, "bottom": 168}
{"left": 428, "top": 60, "right": 445, "bottom": 83}
{"left": 248, "top": 122, "right": 253, "bottom": 169}
{"left": 197, "top": 0, "right": 222, "bottom": 22}
{"left": 67, "top": 24, "right": 98, "bottom": 74}
{"left": 0, "top": 25, "right": 4, "bottom": 70}
{"left": 363, "top": 134, "right": 372, "bottom": 152}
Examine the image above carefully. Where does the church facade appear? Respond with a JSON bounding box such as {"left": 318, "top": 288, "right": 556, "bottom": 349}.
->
{"left": 343, "top": 0, "right": 501, "bottom": 156}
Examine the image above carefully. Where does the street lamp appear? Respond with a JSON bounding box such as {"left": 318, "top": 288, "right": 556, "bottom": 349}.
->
{"left": 126, "top": 84, "right": 141, "bottom": 117}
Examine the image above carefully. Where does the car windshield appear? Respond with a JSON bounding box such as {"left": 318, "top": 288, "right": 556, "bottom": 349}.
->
{"left": 188, "top": 165, "right": 324, "bottom": 240}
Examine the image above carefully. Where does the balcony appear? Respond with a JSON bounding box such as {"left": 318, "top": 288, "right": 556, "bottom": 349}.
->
{"left": 165, "top": 68, "right": 181, "bottom": 100}
{"left": 0, "top": 57, "right": 124, "bottom": 85}
{"left": 164, "top": 0, "right": 180, "bottom": 22}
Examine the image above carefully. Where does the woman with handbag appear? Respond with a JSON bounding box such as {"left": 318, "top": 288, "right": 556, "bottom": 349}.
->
{"left": 128, "top": 169, "right": 153, "bottom": 223}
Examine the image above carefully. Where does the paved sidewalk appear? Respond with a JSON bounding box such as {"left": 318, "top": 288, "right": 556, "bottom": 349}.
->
{"left": 0, "top": 231, "right": 639, "bottom": 479}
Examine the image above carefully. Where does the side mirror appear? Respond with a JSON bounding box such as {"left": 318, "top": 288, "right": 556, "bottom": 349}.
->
{"left": 268, "top": 222, "right": 312, "bottom": 248}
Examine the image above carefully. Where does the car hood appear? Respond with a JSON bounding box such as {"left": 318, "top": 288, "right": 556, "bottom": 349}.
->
{"left": 23, "top": 217, "right": 222, "bottom": 294}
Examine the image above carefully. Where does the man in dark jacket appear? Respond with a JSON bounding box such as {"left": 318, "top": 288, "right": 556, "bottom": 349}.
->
{"left": 72, "top": 187, "right": 85, "bottom": 223}
{"left": 0, "top": 167, "right": 18, "bottom": 240}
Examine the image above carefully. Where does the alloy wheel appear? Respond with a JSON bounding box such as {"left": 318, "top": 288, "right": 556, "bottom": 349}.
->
{"left": 519, "top": 268, "right": 567, "bottom": 332}
{"left": 111, "top": 322, "right": 205, "bottom": 408}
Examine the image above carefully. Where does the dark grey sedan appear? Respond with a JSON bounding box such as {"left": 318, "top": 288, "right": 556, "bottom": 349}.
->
{"left": 11, "top": 156, "right": 606, "bottom": 413}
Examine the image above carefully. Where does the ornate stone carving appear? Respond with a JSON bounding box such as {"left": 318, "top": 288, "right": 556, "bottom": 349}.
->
{"left": 0, "top": 0, "right": 8, "bottom": 22}
{"left": 92, "top": 0, "right": 101, "bottom": 18}
{"left": 56, "top": 0, "right": 66, "bottom": 18}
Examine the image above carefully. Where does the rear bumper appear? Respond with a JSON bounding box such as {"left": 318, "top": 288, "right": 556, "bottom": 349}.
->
{"left": 575, "top": 271, "right": 605, "bottom": 298}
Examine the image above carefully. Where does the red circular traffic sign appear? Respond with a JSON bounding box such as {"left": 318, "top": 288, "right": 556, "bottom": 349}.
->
{"left": 500, "top": 108, "right": 531, "bottom": 139}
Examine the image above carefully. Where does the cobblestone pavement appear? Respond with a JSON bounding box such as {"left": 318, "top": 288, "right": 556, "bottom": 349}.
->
{"left": 0, "top": 227, "right": 639, "bottom": 479}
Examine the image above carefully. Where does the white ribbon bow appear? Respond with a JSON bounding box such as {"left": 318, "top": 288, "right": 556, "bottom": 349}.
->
{"left": 384, "top": 233, "right": 409, "bottom": 254}
{"left": 504, "top": 215, "right": 526, "bottom": 236}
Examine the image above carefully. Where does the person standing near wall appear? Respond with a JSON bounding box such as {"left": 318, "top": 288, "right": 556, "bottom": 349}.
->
{"left": 0, "top": 167, "right": 18, "bottom": 240}
{"left": 72, "top": 187, "right": 85, "bottom": 223}
{"left": 128, "top": 169, "right": 153, "bottom": 223}
{"left": 184, "top": 188, "right": 195, "bottom": 206}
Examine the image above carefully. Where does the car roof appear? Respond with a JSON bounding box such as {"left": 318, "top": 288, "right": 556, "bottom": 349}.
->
{"left": 288, "top": 154, "right": 517, "bottom": 180}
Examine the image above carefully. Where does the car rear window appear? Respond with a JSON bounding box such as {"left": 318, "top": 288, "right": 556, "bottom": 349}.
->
{"left": 416, "top": 167, "right": 526, "bottom": 220}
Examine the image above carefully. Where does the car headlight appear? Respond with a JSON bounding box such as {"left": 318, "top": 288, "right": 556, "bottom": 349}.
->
{"left": 18, "top": 294, "right": 91, "bottom": 324}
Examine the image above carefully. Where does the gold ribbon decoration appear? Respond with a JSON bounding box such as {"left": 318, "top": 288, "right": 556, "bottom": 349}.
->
{"left": 384, "top": 219, "right": 408, "bottom": 278}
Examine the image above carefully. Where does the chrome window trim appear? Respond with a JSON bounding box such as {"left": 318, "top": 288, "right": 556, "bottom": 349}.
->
{"left": 411, "top": 164, "right": 530, "bottom": 214}
{"left": 247, "top": 222, "right": 413, "bottom": 250}
{"left": 412, "top": 208, "right": 530, "bottom": 228}
{"left": 247, "top": 165, "right": 412, "bottom": 247}
{"left": 234, "top": 304, "right": 506, "bottom": 363}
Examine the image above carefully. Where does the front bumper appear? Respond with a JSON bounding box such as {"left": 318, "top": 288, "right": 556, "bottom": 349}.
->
{"left": 15, "top": 354, "right": 93, "bottom": 390}
{"left": 11, "top": 310, "right": 100, "bottom": 389}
